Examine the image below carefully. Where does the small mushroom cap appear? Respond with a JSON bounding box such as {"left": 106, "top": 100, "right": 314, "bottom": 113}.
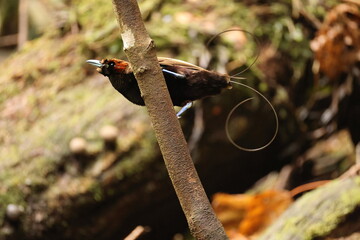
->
{"left": 6, "top": 204, "right": 23, "bottom": 220}
{"left": 69, "top": 137, "right": 87, "bottom": 154}
{"left": 100, "top": 125, "right": 119, "bottom": 142}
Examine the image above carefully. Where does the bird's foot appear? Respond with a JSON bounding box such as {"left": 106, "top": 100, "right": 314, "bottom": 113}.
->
{"left": 176, "top": 102, "right": 193, "bottom": 118}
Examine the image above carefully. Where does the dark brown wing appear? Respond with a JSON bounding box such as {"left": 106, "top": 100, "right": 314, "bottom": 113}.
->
{"left": 158, "top": 57, "right": 206, "bottom": 74}
{"left": 157, "top": 57, "right": 231, "bottom": 106}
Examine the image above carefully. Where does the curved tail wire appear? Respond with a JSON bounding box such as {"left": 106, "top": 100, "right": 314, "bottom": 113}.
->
{"left": 207, "top": 28, "right": 278, "bottom": 151}
{"left": 226, "top": 80, "right": 279, "bottom": 151}
{"left": 206, "top": 28, "right": 260, "bottom": 77}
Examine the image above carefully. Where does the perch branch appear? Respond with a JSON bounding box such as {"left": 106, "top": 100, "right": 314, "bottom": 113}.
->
{"left": 111, "top": 0, "right": 228, "bottom": 239}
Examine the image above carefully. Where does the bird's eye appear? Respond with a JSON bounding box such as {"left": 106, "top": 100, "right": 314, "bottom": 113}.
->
{"left": 108, "top": 62, "right": 115, "bottom": 68}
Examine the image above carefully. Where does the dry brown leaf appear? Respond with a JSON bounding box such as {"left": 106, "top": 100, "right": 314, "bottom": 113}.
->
{"left": 310, "top": 3, "right": 360, "bottom": 80}
{"left": 212, "top": 190, "right": 292, "bottom": 239}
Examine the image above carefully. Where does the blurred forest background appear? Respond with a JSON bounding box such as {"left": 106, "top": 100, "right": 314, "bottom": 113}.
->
{"left": 0, "top": 0, "right": 359, "bottom": 240}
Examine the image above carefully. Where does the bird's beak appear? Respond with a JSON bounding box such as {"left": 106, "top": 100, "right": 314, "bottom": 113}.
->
{"left": 86, "top": 59, "right": 104, "bottom": 68}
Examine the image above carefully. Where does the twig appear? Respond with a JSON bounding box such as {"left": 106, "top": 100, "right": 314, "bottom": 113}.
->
{"left": 0, "top": 34, "right": 18, "bottom": 47}
{"left": 18, "top": 0, "right": 29, "bottom": 48}
{"left": 124, "top": 226, "right": 148, "bottom": 240}
{"left": 111, "top": 0, "right": 228, "bottom": 239}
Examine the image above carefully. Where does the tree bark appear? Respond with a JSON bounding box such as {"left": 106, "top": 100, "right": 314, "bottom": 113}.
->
{"left": 111, "top": 0, "right": 228, "bottom": 239}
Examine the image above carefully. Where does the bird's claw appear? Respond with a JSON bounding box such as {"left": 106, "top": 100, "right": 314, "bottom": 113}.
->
{"left": 176, "top": 102, "right": 193, "bottom": 118}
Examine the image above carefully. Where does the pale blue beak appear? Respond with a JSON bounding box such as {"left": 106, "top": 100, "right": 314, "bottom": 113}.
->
{"left": 86, "top": 59, "right": 104, "bottom": 68}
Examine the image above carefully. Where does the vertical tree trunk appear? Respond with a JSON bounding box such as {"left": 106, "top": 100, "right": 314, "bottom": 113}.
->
{"left": 111, "top": 0, "right": 228, "bottom": 239}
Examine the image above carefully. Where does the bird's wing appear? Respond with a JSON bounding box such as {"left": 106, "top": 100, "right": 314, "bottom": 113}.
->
{"left": 158, "top": 57, "right": 205, "bottom": 72}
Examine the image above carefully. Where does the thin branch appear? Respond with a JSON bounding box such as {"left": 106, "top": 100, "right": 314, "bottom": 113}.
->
{"left": 18, "top": 0, "right": 28, "bottom": 49}
{"left": 0, "top": 34, "right": 18, "bottom": 47}
{"left": 124, "top": 226, "right": 148, "bottom": 240}
{"left": 111, "top": 0, "right": 228, "bottom": 239}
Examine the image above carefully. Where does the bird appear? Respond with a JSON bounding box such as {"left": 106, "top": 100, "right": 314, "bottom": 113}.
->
{"left": 86, "top": 57, "right": 232, "bottom": 117}
{"left": 87, "top": 57, "right": 278, "bottom": 151}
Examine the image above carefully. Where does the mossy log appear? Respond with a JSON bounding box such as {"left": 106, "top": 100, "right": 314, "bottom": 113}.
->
{"left": 258, "top": 176, "right": 360, "bottom": 240}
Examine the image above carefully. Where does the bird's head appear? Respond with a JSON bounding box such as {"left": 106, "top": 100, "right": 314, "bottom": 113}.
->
{"left": 86, "top": 58, "right": 131, "bottom": 76}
